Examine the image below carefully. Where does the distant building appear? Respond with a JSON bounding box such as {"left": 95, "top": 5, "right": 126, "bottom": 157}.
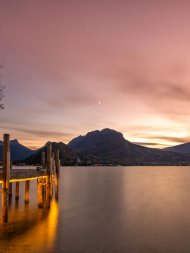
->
{"left": 76, "top": 157, "right": 82, "bottom": 165}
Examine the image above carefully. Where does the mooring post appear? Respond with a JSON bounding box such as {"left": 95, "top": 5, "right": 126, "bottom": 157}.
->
{"left": 2, "top": 134, "right": 10, "bottom": 223}
{"left": 50, "top": 176, "right": 53, "bottom": 199}
{"left": 41, "top": 151, "right": 45, "bottom": 168}
{"left": 55, "top": 149, "right": 60, "bottom": 178}
{"left": 9, "top": 182, "right": 12, "bottom": 197}
{"left": 9, "top": 182, "right": 12, "bottom": 204}
{"left": 37, "top": 178, "right": 43, "bottom": 208}
{"left": 52, "top": 152, "right": 55, "bottom": 170}
{"left": 42, "top": 181, "right": 46, "bottom": 206}
{"left": 49, "top": 152, "right": 54, "bottom": 198}
{"left": 55, "top": 149, "right": 60, "bottom": 200}
{"left": 25, "top": 180, "right": 30, "bottom": 204}
{"left": 15, "top": 182, "right": 19, "bottom": 200}
{"left": 46, "top": 143, "right": 52, "bottom": 208}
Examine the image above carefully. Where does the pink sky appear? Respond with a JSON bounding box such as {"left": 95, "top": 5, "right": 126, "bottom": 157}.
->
{"left": 1, "top": 0, "right": 190, "bottom": 149}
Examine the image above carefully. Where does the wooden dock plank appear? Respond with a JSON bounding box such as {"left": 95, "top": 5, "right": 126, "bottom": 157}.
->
{"left": 0, "top": 169, "right": 48, "bottom": 182}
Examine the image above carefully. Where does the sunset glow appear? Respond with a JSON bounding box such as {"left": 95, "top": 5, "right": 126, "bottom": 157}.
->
{"left": 1, "top": 1, "right": 190, "bottom": 149}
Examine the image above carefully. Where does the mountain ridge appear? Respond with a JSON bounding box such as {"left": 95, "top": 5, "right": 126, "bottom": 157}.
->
{"left": 23, "top": 141, "right": 77, "bottom": 165}
{"left": 0, "top": 139, "right": 35, "bottom": 161}
{"left": 164, "top": 142, "right": 190, "bottom": 154}
{"left": 68, "top": 128, "right": 190, "bottom": 165}
{"left": 1, "top": 128, "right": 190, "bottom": 165}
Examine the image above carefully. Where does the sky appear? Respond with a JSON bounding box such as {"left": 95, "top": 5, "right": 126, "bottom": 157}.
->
{"left": 1, "top": 0, "right": 190, "bottom": 149}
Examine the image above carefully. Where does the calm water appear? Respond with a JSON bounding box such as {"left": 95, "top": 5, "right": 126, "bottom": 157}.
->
{"left": 1, "top": 166, "right": 190, "bottom": 253}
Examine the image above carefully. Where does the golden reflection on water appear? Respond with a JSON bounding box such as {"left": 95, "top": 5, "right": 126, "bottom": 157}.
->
{"left": 0, "top": 199, "right": 59, "bottom": 253}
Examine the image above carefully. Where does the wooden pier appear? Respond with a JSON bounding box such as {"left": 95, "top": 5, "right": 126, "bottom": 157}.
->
{"left": 0, "top": 134, "right": 60, "bottom": 223}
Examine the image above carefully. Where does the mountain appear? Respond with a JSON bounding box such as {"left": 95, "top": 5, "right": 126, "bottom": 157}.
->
{"left": 68, "top": 128, "right": 189, "bottom": 165}
{"left": 2, "top": 129, "right": 190, "bottom": 166}
{"left": 24, "top": 141, "right": 77, "bottom": 165}
{"left": 164, "top": 142, "right": 190, "bottom": 154}
{"left": 68, "top": 128, "right": 126, "bottom": 156}
{"left": 0, "top": 139, "right": 35, "bottom": 161}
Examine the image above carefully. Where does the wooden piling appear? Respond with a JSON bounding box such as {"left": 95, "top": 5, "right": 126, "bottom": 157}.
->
{"left": 52, "top": 152, "right": 55, "bottom": 170}
{"left": 9, "top": 182, "right": 12, "bottom": 204}
{"left": 55, "top": 149, "right": 60, "bottom": 200}
{"left": 25, "top": 180, "right": 30, "bottom": 203}
{"left": 42, "top": 183, "right": 46, "bottom": 206}
{"left": 55, "top": 174, "right": 59, "bottom": 200}
{"left": 49, "top": 153, "right": 54, "bottom": 198}
{"left": 37, "top": 178, "right": 43, "bottom": 208}
{"left": 50, "top": 175, "right": 53, "bottom": 199}
{"left": 9, "top": 182, "right": 12, "bottom": 197}
{"left": 46, "top": 143, "right": 52, "bottom": 208}
{"left": 55, "top": 149, "right": 60, "bottom": 178}
{"left": 2, "top": 189, "right": 8, "bottom": 223}
{"left": 2, "top": 134, "right": 10, "bottom": 223}
{"left": 15, "top": 182, "right": 19, "bottom": 200}
{"left": 41, "top": 151, "right": 45, "bottom": 168}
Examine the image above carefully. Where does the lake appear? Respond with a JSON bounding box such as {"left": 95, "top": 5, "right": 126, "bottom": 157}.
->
{"left": 1, "top": 166, "right": 190, "bottom": 253}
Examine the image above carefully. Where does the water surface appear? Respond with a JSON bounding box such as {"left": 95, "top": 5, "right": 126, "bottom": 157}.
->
{"left": 1, "top": 166, "right": 190, "bottom": 253}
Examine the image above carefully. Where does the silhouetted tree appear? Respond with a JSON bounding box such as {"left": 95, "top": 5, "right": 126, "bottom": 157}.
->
{"left": 0, "top": 65, "right": 5, "bottom": 110}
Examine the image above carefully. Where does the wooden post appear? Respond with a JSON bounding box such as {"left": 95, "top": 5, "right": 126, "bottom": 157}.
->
{"left": 42, "top": 179, "right": 46, "bottom": 206}
{"left": 37, "top": 178, "right": 43, "bottom": 208}
{"left": 9, "top": 182, "right": 12, "bottom": 204}
{"left": 9, "top": 182, "right": 12, "bottom": 197}
{"left": 15, "top": 182, "right": 19, "bottom": 200}
{"left": 53, "top": 160, "right": 56, "bottom": 171}
{"left": 2, "top": 189, "right": 8, "bottom": 223}
{"left": 50, "top": 175, "right": 53, "bottom": 199}
{"left": 25, "top": 180, "right": 30, "bottom": 204}
{"left": 55, "top": 174, "right": 59, "bottom": 200}
{"left": 2, "top": 134, "right": 10, "bottom": 223}
{"left": 46, "top": 143, "right": 52, "bottom": 208}
{"left": 41, "top": 151, "right": 45, "bottom": 168}
{"left": 49, "top": 153, "right": 54, "bottom": 198}
{"left": 55, "top": 149, "right": 60, "bottom": 200}
{"left": 55, "top": 149, "right": 60, "bottom": 178}
{"left": 52, "top": 152, "right": 55, "bottom": 170}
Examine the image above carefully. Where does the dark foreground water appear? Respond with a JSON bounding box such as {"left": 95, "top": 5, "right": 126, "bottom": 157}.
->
{"left": 1, "top": 166, "right": 190, "bottom": 253}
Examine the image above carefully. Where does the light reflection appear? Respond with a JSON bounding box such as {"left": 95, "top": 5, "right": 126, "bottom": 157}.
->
{"left": 0, "top": 199, "right": 59, "bottom": 253}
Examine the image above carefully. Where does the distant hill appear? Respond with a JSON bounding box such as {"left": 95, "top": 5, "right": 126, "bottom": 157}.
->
{"left": 68, "top": 128, "right": 189, "bottom": 165}
{"left": 24, "top": 141, "right": 77, "bottom": 165}
{"left": 0, "top": 139, "right": 35, "bottom": 161}
{"left": 2, "top": 129, "right": 190, "bottom": 166}
{"left": 68, "top": 128, "right": 126, "bottom": 157}
{"left": 164, "top": 142, "right": 190, "bottom": 154}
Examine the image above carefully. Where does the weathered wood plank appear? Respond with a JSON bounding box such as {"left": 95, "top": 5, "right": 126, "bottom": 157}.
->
{"left": 0, "top": 169, "right": 49, "bottom": 182}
